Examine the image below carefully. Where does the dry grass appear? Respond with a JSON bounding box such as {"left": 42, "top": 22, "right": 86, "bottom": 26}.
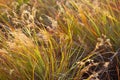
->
{"left": 0, "top": 0, "right": 120, "bottom": 80}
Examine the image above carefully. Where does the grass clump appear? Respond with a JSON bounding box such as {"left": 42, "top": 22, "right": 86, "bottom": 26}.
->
{"left": 0, "top": 0, "right": 120, "bottom": 80}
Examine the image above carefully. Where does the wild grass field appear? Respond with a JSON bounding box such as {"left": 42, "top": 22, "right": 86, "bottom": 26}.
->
{"left": 0, "top": 0, "right": 120, "bottom": 80}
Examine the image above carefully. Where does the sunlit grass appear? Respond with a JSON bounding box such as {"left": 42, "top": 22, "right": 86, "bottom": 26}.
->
{"left": 0, "top": 0, "right": 120, "bottom": 80}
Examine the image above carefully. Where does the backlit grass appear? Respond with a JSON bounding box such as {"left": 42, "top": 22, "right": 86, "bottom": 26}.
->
{"left": 0, "top": 0, "right": 120, "bottom": 80}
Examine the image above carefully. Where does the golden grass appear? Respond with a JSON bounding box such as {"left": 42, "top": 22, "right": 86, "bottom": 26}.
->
{"left": 0, "top": 0, "right": 120, "bottom": 80}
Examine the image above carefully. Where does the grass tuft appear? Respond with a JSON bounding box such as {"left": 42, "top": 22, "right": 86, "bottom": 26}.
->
{"left": 0, "top": 0, "right": 120, "bottom": 80}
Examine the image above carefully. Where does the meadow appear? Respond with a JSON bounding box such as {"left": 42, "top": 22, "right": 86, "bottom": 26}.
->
{"left": 0, "top": 0, "right": 120, "bottom": 80}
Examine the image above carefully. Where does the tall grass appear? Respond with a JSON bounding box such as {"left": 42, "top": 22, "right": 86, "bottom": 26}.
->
{"left": 0, "top": 0, "right": 120, "bottom": 80}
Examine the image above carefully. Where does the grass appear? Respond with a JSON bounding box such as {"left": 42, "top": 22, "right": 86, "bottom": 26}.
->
{"left": 0, "top": 0, "right": 120, "bottom": 80}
